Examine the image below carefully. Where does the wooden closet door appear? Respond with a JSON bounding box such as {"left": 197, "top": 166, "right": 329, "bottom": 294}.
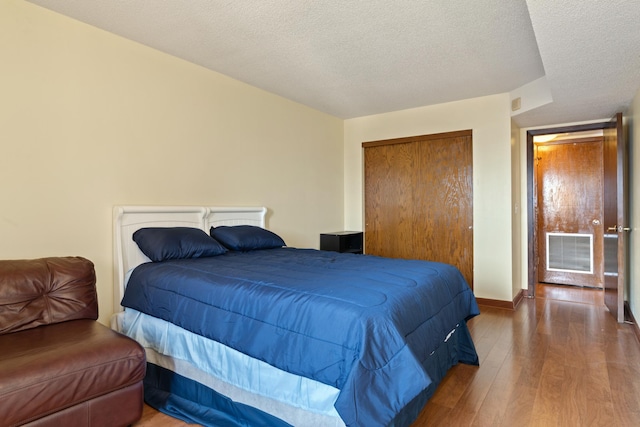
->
{"left": 363, "top": 131, "right": 473, "bottom": 289}
{"left": 364, "top": 141, "right": 416, "bottom": 260}
{"left": 413, "top": 132, "right": 473, "bottom": 287}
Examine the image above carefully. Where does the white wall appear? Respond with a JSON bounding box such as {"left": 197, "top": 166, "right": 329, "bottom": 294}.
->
{"left": 344, "top": 94, "right": 515, "bottom": 301}
{"left": 0, "top": 0, "right": 344, "bottom": 324}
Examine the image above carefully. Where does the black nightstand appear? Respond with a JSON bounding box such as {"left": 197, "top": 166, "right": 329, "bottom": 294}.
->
{"left": 320, "top": 231, "right": 363, "bottom": 254}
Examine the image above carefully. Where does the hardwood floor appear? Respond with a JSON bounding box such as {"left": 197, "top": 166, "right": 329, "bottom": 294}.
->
{"left": 135, "top": 284, "right": 640, "bottom": 426}
{"left": 135, "top": 404, "right": 193, "bottom": 427}
{"left": 416, "top": 284, "right": 639, "bottom": 426}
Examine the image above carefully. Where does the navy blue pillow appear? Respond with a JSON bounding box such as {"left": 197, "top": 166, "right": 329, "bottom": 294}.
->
{"left": 210, "top": 225, "right": 285, "bottom": 251}
{"left": 133, "top": 227, "right": 227, "bottom": 262}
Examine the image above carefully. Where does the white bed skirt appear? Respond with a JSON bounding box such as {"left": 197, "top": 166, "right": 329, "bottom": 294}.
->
{"left": 112, "top": 309, "right": 346, "bottom": 427}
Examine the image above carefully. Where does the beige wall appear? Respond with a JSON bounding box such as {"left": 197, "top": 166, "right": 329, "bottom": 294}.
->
{"left": 344, "top": 94, "right": 516, "bottom": 301}
{"left": 511, "top": 120, "right": 523, "bottom": 299}
{"left": 0, "top": 0, "right": 344, "bottom": 324}
{"left": 629, "top": 88, "right": 640, "bottom": 318}
{"left": 9, "top": 0, "right": 632, "bottom": 319}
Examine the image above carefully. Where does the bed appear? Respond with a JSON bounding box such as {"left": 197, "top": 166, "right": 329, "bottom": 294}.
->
{"left": 111, "top": 205, "right": 480, "bottom": 427}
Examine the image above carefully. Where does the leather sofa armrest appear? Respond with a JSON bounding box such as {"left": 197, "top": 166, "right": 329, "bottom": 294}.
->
{"left": 0, "top": 257, "right": 98, "bottom": 335}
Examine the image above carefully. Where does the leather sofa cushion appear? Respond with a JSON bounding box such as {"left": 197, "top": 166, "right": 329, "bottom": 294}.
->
{"left": 0, "top": 319, "right": 146, "bottom": 426}
{"left": 0, "top": 257, "right": 98, "bottom": 334}
{"left": 22, "top": 383, "right": 144, "bottom": 427}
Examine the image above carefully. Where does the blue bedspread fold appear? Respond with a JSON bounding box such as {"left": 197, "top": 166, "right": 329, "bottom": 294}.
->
{"left": 122, "top": 248, "right": 479, "bottom": 427}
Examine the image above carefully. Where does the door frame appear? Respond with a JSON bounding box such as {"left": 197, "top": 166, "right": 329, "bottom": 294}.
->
{"left": 527, "top": 122, "right": 612, "bottom": 297}
{"left": 602, "top": 113, "right": 628, "bottom": 322}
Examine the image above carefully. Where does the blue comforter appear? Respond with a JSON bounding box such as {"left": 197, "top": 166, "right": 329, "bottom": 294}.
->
{"left": 122, "top": 248, "right": 479, "bottom": 426}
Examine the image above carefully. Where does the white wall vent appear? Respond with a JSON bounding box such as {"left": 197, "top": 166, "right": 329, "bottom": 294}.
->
{"left": 547, "top": 232, "right": 593, "bottom": 274}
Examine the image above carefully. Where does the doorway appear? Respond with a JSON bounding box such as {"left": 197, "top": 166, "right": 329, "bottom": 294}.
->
{"left": 527, "top": 122, "right": 614, "bottom": 298}
{"left": 534, "top": 134, "right": 604, "bottom": 288}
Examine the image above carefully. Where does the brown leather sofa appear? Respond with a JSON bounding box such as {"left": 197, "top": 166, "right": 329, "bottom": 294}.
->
{"left": 0, "top": 257, "right": 146, "bottom": 427}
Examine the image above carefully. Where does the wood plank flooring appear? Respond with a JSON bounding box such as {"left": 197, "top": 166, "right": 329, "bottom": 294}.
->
{"left": 134, "top": 284, "right": 640, "bottom": 426}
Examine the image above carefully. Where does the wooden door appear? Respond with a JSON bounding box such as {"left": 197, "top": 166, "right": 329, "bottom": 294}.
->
{"left": 363, "top": 130, "right": 473, "bottom": 288}
{"left": 363, "top": 141, "right": 416, "bottom": 260}
{"left": 535, "top": 138, "right": 604, "bottom": 288}
{"left": 603, "top": 113, "right": 629, "bottom": 323}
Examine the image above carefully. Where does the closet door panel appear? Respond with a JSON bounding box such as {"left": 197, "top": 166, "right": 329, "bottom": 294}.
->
{"left": 364, "top": 141, "right": 415, "bottom": 259}
{"left": 413, "top": 134, "right": 473, "bottom": 287}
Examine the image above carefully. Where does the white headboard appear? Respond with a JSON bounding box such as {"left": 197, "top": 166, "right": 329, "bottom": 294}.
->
{"left": 112, "top": 205, "right": 267, "bottom": 313}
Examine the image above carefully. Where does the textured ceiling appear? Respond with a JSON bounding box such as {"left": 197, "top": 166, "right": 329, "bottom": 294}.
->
{"left": 26, "top": 0, "right": 640, "bottom": 127}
